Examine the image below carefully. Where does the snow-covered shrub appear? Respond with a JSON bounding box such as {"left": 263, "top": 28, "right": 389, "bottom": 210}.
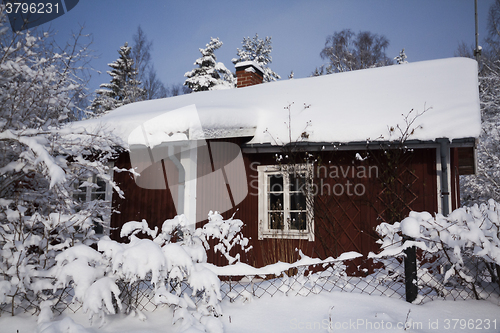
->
{"left": 48, "top": 212, "right": 247, "bottom": 331}
{"left": 197, "top": 211, "right": 252, "bottom": 265}
{"left": 120, "top": 212, "right": 248, "bottom": 322}
{"left": 369, "top": 199, "right": 500, "bottom": 300}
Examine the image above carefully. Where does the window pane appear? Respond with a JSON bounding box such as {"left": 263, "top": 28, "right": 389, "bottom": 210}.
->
{"left": 289, "top": 173, "right": 306, "bottom": 192}
{"left": 72, "top": 180, "right": 81, "bottom": 190}
{"left": 95, "top": 177, "right": 106, "bottom": 192}
{"left": 290, "top": 193, "right": 306, "bottom": 211}
{"left": 73, "top": 193, "right": 86, "bottom": 203}
{"left": 268, "top": 174, "right": 283, "bottom": 193}
{"left": 94, "top": 220, "right": 104, "bottom": 234}
{"left": 91, "top": 192, "right": 106, "bottom": 201}
{"left": 290, "top": 212, "right": 307, "bottom": 230}
{"left": 269, "top": 212, "right": 284, "bottom": 230}
{"left": 268, "top": 193, "right": 283, "bottom": 211}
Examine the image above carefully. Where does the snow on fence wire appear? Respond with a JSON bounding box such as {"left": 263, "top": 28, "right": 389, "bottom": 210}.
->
{"left": 4, "top": 250, "right": 497, "bottom": 317}
{"left": 217, "top": 260, "right": 406, "bottom": 302}
{"left": 217, "top": 252, "right": 499, "bottom": 305}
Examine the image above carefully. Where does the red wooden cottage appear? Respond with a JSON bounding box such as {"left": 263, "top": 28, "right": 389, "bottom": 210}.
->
{"left": 75, "top": 58, "right": 480, "bottom": 268}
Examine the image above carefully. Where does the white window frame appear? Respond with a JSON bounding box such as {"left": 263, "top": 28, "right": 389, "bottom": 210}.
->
{"left": 257, "top": 164, "right": 314, "bottom": 241}
{"left": 72, "top": 163, "right": 114, "bottom": 236}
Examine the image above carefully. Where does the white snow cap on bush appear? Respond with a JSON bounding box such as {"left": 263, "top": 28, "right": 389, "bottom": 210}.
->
{"left": 400, "top": 216, "right": 421, "bottom": 238}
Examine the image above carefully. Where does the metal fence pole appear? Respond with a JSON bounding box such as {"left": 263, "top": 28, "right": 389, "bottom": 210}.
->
{"left": 403, "top": 236, "right": 418, "bottom": 302}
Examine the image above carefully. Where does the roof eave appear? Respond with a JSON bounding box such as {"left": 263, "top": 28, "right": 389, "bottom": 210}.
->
{"left": 241, "top": 137, "right": 477, "bottom": 153}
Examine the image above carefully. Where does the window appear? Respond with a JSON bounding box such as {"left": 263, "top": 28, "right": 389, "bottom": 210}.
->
{"left": 258, "top": 164, "right": 314, "bottom": 240}
{"left": 72, "top": 168, "right": 113, "bottom": 236}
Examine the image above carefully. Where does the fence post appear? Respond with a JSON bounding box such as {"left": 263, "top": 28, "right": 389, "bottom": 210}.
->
{"left": 403, "top": 236, "right": 418, "bottom": 303}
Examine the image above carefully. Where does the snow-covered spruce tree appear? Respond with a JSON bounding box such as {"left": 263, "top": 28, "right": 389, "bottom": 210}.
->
{"left": 91, "top": 42, "right": 144, "bottom": 114}
{"left": 394, "top": 48, "right": 408, "bottom": 64}
{"left": 0, "top": 7, "right": 123, "bottom": 314}
{"left": 184, "top": 37, "right": 235, "bottom": 92}
{"left": 231, "top": 33, "right": 281, "bottom": 82}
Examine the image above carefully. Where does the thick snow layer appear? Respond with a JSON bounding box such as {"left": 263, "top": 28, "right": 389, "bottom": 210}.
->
{"left": 201, "top": 251, "right": 362, "bottom": 276}
{"left": 7, "top": 292, "right": 500, "bottom": 333}
{"left": 72, "top": 58, "right": 480, "bottom": 147}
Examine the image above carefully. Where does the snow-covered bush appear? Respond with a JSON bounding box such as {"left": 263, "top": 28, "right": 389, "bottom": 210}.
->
{"left": 49, "top": 212, "right": 248, "bottom": 331}
{"left": 369, "top": 199, "right": 500, "bottom": 299}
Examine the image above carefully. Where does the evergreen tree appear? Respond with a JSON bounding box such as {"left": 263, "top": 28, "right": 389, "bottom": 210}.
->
{"left": 91, "top": 42, "right": 144, "bottom": 114}
{"left": 184, "top": 37, "right": 234, "bottom": 92}
{"left": 232, "top": 33, "right": 281, "bottom": 82}
{"left": 394, "top": 48, "right": 408, "bottom": 64}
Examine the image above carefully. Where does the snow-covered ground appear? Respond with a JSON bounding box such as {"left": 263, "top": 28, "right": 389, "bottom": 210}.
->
{"left": 4, "top": 291, "right": 498, "bottom": 333}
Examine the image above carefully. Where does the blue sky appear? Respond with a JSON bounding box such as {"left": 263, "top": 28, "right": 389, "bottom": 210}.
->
{"left": 44, "top": 0, "right": 494, "bottom": 93}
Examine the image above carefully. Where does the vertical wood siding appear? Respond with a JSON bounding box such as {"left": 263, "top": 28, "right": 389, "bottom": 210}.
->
{"left": 111, "top": 146, "right": 438, "bottom": 269}
{"left": 197, "top": 147, "right": 438, "bottom": 268}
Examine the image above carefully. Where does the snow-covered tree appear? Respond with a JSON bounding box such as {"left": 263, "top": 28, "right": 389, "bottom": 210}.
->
{"left": 460, "top": 63, "right": 500, "bottom": 204}
{"left": 232, "top": 33, "right": 281, "bottom": 82}
{"left": 318, "top": 29, "right": 393, "bottom": 74}
{"left": 0, "top": 7, "right": 123, "bottom": 314}
{"left": 91, "top": 42, "right": 144, "bottom": 114}
{"left": 394, "top": 48, "right": 408, "bottom": 64}
{"left": 184, "top": 37, "right": 235, "bottom": 92}
{"left": 460, "top": 0, "right": 500, "bottom": 205}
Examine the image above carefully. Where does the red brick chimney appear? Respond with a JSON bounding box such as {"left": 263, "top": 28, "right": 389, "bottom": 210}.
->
{"left": 235, "top": 61, "right": 264, "bottom": 88}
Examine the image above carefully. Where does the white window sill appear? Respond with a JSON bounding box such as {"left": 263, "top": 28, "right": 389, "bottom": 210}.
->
{"left": 258, "top": 229, "right": 314, "bottom": 241}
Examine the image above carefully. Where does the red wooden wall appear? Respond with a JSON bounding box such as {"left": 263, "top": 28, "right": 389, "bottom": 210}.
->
{"left": 111, "top": 145, "right": 440, "bottom": 268}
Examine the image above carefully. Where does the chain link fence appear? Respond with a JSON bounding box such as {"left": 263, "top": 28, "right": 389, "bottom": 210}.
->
{"left": 1, "top": 249, "right": 499, "bottom": 316}
{"left": 218, "top": 260, "right": 405, "bottom": 302}
{"left": 218, "top": 253, "right": 499, "bottom": 305}
{"left": 416, "top": 252, "right": 500, "bottom": 303}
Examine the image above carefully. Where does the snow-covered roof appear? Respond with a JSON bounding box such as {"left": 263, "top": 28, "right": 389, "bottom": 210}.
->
{"left": 74, "top": 57, "right": 480, "bottom": 148}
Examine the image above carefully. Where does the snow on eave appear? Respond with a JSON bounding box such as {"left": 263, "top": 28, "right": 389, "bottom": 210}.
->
{"left": 202, "top": 127, "right": 256, "bottom": 139}
{"left": 242, "top": 137, "right": 478, "bottom": 153}
{"left": 70, "top": 57, "right": 481, "bottom": 148}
